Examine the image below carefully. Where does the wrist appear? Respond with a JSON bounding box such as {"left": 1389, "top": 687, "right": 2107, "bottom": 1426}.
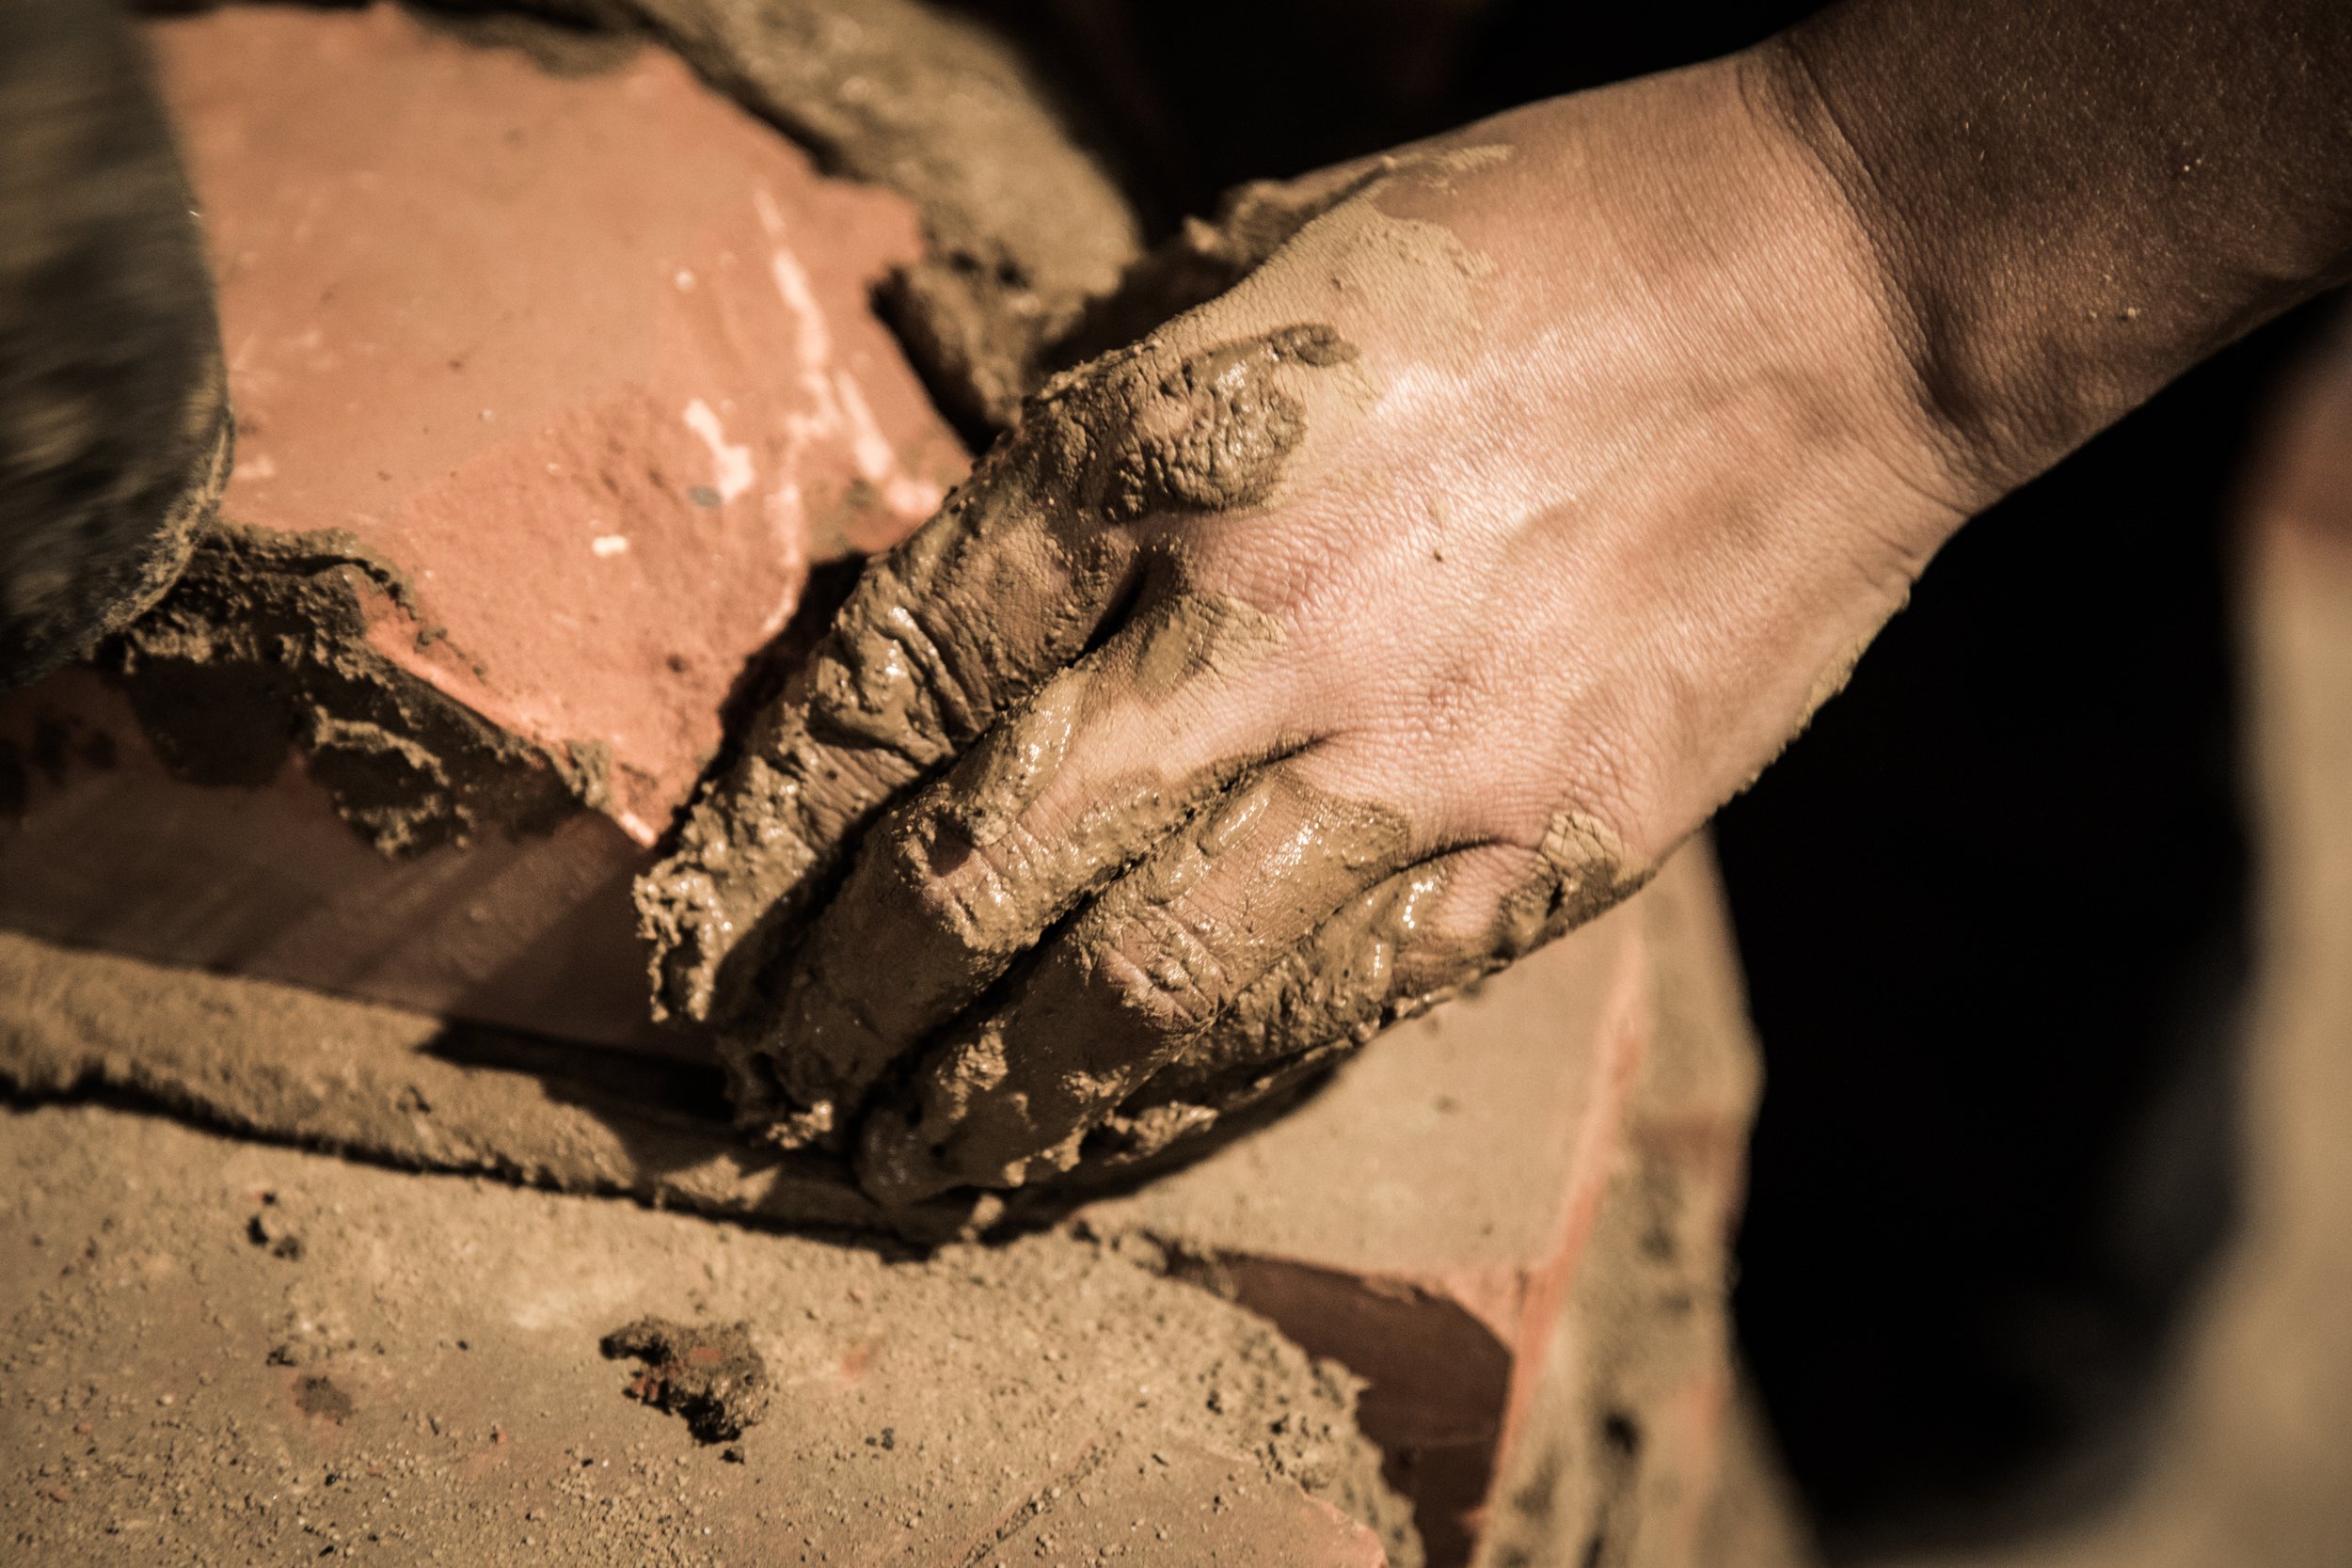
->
{"left": 1760, "top": 0, "right": 2352, "bottom": 506}
{"left": 1732, "top": 35, "right": 2037, "bottom": 514}
{"left": 1527, "top": 52, "right": 1988, "bottom": 538}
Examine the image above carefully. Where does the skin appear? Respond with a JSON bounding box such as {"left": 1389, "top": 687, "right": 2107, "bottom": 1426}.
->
{"left": 679, "top": 0, "right": 2352, "bottom": 1200}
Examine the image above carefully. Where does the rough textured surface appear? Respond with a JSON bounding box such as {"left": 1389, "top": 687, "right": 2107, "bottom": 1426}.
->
{"left": 0, "top": 835, "right": 1795, "bottom": 1562}
{"left": 0, "top": 4, "right": 968, "bottom": 1043}
{"left": 0, "top": 1101, "right": 1406, "bottom": 1565}
{"left": 600, "top": 1317, "right": 772, "bottom": 1443}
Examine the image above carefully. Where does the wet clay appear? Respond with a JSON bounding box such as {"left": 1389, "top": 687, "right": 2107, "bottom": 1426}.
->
{"left": 0, "top": 926, "right": 893, "bottom": 1231}
{"left": 1096, "top": 812, "right": 1649, "bottom": 1171}
{"left": 103, "top": 522, "right": 597, "bottom": 853}
{"left": 750, "top": 593, "right": 1286, "bottom": 1152}
{"left": 1097, "top": 814, "right": 1649, "bottom": 1176}
{"left": 854, "top": 781, "right": 1416, "bottom": 1203}
{"left": 854, "top": 801, "right": 1647, "bottom": 1206}
{"left": 645, "top": 163, "right": 1624, "bottom": 1203}
{"left": 635, "top": 325, "right": 1359, "bottom": 1054}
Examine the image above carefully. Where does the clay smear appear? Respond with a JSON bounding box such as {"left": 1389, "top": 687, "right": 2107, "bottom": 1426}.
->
{"left": 751, "top": 593, "right": 1287, "bottom": 1150}
{"left": 635, "top": 325, "right": 1360, "bottom": 1045}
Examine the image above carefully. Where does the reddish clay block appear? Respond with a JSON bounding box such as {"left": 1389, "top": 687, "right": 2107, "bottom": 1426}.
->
{"left": 0, "top": 6, "right": 965, "bottom": 1047}
{"left": 0, "top": 669, "right": 666, "bottom": 1050}
{"left": 1472, "top": 850, "right": 1766, "bottom": 1566}
{"left": 169, "top": 3, "right": 963, "bottom": 834}
{"left": 1085, "top": 848, "right": 1756, "bottom": 1564}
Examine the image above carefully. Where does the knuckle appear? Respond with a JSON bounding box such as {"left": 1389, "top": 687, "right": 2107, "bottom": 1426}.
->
{"left": 1093, "top": 906, "right": 1228, "bottom": 1038}
{"left": 902, "top": 814, "right": 1046, "bottom": 957}
{"left": 805, "top": 567, "right": 982, "bottom": 760}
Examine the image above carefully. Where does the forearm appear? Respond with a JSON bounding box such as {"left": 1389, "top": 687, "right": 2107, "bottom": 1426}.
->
{"left": 1762, "top": 0, "right": 2352, "bottom": 500}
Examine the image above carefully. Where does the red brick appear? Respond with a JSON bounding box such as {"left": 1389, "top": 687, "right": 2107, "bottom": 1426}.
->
{"left": 0, "top": 6, "right": 963, "bottom": 1045}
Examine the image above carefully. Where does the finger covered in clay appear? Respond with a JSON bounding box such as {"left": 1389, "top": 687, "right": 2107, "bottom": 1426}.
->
{"left": 633, "top": 324, "right": 1364, "bottom": 1121}
{"left": 745, "top": 593, "right": 1289, "bottom": 1148}
{"left": 852, "top": 769, "right": 1421, "bottom": 1204}
{"left": 1090, "top": 812, "right": 1651, "bottom": 1172}
{"left": 860, "top": 808, "right": 1648, "bottom": 1204}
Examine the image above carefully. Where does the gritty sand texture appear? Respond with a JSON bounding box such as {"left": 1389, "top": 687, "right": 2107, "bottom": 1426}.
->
{"left": 1851, "top": 324, "right": 2352, "bottom": 1568}
{"left": 0, "top": 842, "right": 1801, "bottom": 1562}
{"left": 0, "top": 1101, "right": 1406, "bottom": 1565}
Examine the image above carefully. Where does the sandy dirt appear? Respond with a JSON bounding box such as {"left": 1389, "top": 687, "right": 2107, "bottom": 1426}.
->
{"left": 0, "top": 1099, "right": 1415, "bottom": 1565}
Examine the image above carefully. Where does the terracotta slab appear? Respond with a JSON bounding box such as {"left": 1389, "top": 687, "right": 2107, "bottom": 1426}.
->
{"left": 0, "top": 670, "right": 668, "bottom": 1050}
{"left": 0, "top": 5, "right": 964, "bottom": 1046}
{"left": 172, "top": 3, "right": 961, "bottom": 830}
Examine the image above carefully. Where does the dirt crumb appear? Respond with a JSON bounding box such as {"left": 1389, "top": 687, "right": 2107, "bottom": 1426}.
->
{"left": 600, "top": 1316, "right": 770, "bottom": 1443}
{"left": 245, "top": 1208, "right": 303, "bottom": 1259}
{"left": 293, "top": 1373, "right": 355, "bottom": 1423}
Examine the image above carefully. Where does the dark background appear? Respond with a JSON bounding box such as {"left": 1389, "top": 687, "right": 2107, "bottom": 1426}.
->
{"left": 989, "top": 0, "right": 2318, "bottom": 1553}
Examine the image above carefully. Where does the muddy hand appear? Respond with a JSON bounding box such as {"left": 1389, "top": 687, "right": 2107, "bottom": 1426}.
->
{"left": 644, "top": 55, "right": 1986, "bottom": 1193}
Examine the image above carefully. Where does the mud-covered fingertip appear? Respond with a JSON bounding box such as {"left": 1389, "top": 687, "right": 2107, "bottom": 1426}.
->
{"left": 853, "top": 1100, "right": 962, "bottom": 1209}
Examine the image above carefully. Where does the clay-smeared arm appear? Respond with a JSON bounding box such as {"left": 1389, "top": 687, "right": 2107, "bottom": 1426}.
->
{"left": 644, "top": 0, "right": 2352, "bottom": 1209}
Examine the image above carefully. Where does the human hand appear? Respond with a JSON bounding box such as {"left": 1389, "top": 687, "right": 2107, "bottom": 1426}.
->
{"left": 638, "top": 51, "right": 1980, "bottom": 1205}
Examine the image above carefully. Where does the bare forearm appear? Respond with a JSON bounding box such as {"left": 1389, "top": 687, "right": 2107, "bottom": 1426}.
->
{"left": 1765, "top": 0, "right": 2352, "bottom": 499}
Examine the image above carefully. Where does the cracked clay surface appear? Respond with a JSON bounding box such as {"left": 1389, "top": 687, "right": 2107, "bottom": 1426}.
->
{"left": 103, "top": 522, "right": 606, "bottom": 853}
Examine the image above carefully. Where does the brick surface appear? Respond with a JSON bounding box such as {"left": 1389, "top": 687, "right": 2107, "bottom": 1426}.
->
{"left": 0, "top": 832, "right": 1772, "bottom": 1564}
{"left": 0, "top": 6, "right": 963, "bottom": 1045}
